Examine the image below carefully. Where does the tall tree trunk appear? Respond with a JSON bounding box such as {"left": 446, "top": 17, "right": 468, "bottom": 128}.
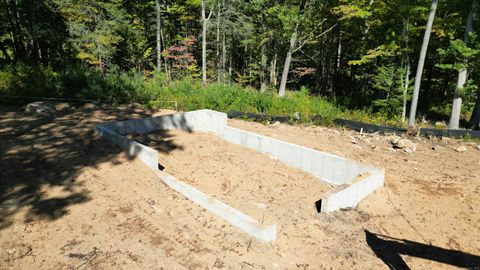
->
{"left": 402, "top": 62, "right": 410, "bottom": 123}
{"left": 402, "top": 17, "right": 410, "bottom": 123}
{"left": 336, "top": 31, "right": 341, "bottom": 69}
{"left": 7, "top": 0, "right": 24, "bottom": 60}
{"left": 361, "top": 0, "right": 374, "bottom": 41}
{"left": 156, "top": 0, "right": 162, "bottom": 72}
{"left": 270, "top": 46, "right": 277, "bottom": 86}
{"left": 201, "top": 0, "right": 212, "bottom": 86}
{"left": 221, "top": 17, "right": 226, "bottom": 84}
{"left": 215, "top": 1, "right": 225, "bottom": 83}
{"left": 260, "top": 49, "right": 267, "bottom": 92}
{"left": 160, "top": 25, "right": 169, "bottom": 79}
{"left": 27, "top": 0, "right": 39, "bottom": 63}
{"left": 469, "top": 92, "right": 480, "bottom": 129}
{"left": 448, "top": 71, "right": 467, "bottom": 129}
{"left": 408, "top": 0, "right": 438, "bottom": 127}
{"left": 278, "top": 23, "right": 298, "bottom": 97}
{"left": 244, "top": 45, "right": 248, "bottom": 76}
{"left": 448, "top": 0, "right": 478, "bottom": 130}
{"left": 278, "top": 0, "right": 306, "bottom": 97}
{"left": 216, "top": 1, "right": 221, "bottom": 84}
{"left": 228, "top": 55, "right": 232, "bottom": 84}
{"left": 249, "top": 46, "right": 252, "bottom": 79}
{"left": 260, "top": 15, "right": 267, "bottom": 92}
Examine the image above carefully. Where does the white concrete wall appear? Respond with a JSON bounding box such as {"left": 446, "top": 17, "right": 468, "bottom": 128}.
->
{"left": 102, "top": 109, "right": 227, "bottom": 136}
{"left": 95, "top": 125, "right": 158, "bottom": 170}
{"left": 156, "top": 171, "right": 276, "bottom": 242}
{"left": 222, "top": 126, "right": 374, "bottom": 185}
{"left": 319, "top": 169, "right": 385, "bottom": 212}
{"left": 95, "top": 109, "right": 385, "bottom": 242}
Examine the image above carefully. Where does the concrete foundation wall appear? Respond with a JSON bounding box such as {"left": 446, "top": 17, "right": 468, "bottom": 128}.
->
{"left": 223, "top": 126, "right": 374, "bottom": 185}
{"left": 95, "top": 109, "right": 385, "bottom": 242}
{"left": 95, "top": 125, "right": 158, "bottom": 170}
{"left": 319, "top": 169, "right": 385, "bottom": 212}
{"left": 102, "top": 109, "right": 227, "bottom": 136}
{"left": 156, "top": 171, "right": 276, "bottom": 242}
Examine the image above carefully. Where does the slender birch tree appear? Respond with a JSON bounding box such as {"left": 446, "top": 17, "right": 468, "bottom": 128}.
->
{"left": 201, "top": 0, "right": 213, "bottom": 86}
{"left": 156, "top": 0, "right": 162, "bottom": 72}
{"left": 278, "top": 0, "right": 305, "bottom": 97}
{"left": 448, "top": 0, "right": 478, "bottom": 130}
{"left": 408, "top": 0, "right": 438, "bottom": 127}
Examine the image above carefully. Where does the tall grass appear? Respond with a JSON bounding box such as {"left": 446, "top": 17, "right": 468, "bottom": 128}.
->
{"left": 1, "top": 63, "right": 378, "bottom": 125}
{"left": 0, "top": 63, "right": 158, "bottom": 103}
{"left": 149, "top": 78, "right": 342, "bottom": 123}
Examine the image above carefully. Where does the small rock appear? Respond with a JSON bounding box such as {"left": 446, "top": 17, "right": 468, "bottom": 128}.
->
{"left": 455, "top": 145, "right": 467, "bottom": 152}
{"left": 55, "top": 102, "right": 71, "bottom": 110}
{"left": 477, "top": 145, "right": 480, "bottom": 151}
{"left": 82, "top": 102, "right": 96, "bottom": 109}
{"left": 349, "top": 135, "right": 357, "bottom": 144}
{"left": 272, "top": 121, "right": 280, "bottom": 126}
{"left": 25, "top": 101, "right": 55, "bottom": 114}
{"left": 441, "top": 136, "right": 452, "bottom": 142}
{"left": 390, "top": 137, "right": 417, "bottom": 153}
{"left": 293, "top": 112, "right": 300, "bottom": 120}
{"left": 404, "top": 147, "right": 416, "bottom": 154}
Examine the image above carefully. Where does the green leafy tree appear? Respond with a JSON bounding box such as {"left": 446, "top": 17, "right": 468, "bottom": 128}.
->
{"left": 55, "top": 0, "right": 128, "bottom": 71}
{"left": 371, "top": 66, "right": 412, "bottom": 118}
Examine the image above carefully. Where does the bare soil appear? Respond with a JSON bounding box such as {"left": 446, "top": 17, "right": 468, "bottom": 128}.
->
{"left": 1, "top": 105, "right": 479, "bottom": 269}
{"left": 130, "top": 130, "right": 330, "bottom": 226}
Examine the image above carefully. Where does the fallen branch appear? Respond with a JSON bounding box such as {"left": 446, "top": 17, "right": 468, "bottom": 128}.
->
{"left": 4, "top": 246, "right": 33, "bottom": 262}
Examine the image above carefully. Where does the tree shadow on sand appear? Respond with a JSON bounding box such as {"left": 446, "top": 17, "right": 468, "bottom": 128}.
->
{"left": 0, "top": 104, "right": 184, "bottom": 230}
{"left": 365, "top": 230, "right": 480, "bottom": 269}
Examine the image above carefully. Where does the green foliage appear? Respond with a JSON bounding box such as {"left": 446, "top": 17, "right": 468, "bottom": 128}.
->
{"left": 436, "top": 34, "right": 480, "bottom": 72}
{"left": 1, "top": 0, "right": 479, "bottom": 127}
{"left": 371, "top": 65, "right": 411, "bottom": 118}
{"left": 149, "top": 78, "right": 341, "bottom": 123}
{"left": 332, "top": 0, "right": 373, "bottom": 20}
{"left": 55, "top": 0, "right": 128, "bottom": 69}
{"left": 348, "top": 44, "right": 399, "bottom": 66}
{"left": 0, "top": 62, "right": 439, "bottom": 127}
{"left": 341, "top": 108, "right": 405, "bottom": 127}
{"left": 267, "top": 4, "right": 299, "bottom": 32}
{"left": 0, "top": 63, "right": 162, "bottom": 103}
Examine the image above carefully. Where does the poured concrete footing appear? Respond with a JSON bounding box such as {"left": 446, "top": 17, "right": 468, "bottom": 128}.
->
{"left": 95, "top": 109, "right": 384, "bottom": 242}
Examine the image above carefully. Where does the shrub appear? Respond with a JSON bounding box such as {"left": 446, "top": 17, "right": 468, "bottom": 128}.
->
{"left": 0, "top": 63, "right": 369, "bottom": 126}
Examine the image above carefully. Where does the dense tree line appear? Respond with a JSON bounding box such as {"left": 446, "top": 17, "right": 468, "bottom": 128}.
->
{"left": 1, "top": 0, "right": 479, "bottom": 129}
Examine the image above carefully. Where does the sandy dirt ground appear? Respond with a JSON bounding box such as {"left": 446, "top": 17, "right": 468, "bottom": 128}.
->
{"left": 0, "top": 104, "right": 479, "bottom": 269}
{"left": 130, "top": 130, "right": 330, "bottom": 226}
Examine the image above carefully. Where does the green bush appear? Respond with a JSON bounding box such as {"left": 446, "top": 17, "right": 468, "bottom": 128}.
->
{"left": 146, "top": 78, "right": 342, "bottom": 124}
{"left": 0, "top": 63, "right": 169, "bottom": 103}
{"left": 1, "top": 63, "right": 400, "bottom": 126}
